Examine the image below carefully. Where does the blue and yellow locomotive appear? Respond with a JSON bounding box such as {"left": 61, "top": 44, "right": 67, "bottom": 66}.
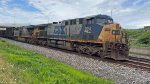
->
{"left": 7, "top": 14, "right": 129, "bottom": 60}
{"left": 41, "top": 14, "right": 128, "bottom": 60}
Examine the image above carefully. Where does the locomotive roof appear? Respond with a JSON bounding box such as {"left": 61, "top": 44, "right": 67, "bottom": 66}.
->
{"left": 18, "top": 14, "right": 113, "bottom": 27}
{"left": 36, "top": 24, "right": 49, "bottom": 27}
{"left": 83, "top": 14, "right": 112, "bottom": 19}
{"left": 22, "top": 25, "right": 35, "bottom": 28}
{"left": 62, "top": 14, "right": 113, "bottom": 21}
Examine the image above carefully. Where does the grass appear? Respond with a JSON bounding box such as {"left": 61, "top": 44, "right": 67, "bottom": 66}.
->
{"left": 0, "top": 38, "right": 113, "bottom": 84}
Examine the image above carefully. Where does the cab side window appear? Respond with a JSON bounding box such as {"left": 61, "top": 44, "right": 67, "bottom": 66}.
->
{"left": 65, "top": 21, "right": 68, "bottom": 25}
{"left": 86, "top": 18, "right": 94, "bottom": 25}
{"left": 79, "top": 18, "right": 83, "bottom": 24}
{"left": 70, "top": 19, "right": 76, "bottom": 25}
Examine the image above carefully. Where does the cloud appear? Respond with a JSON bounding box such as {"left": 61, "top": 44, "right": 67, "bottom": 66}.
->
{"left": 28, "top": 0, "right": 126, "bottom": 23}
{"left": 0, "top": 0, "right": 11, "bottom": 6}
{"left": 0, "top": 0, "right": 150, "bottom": 28}
{"left": 114, "top": 0, "right": 150, "bottom": 28}
{"left": 0, "top": 0, "right": 49, "bottom": 26}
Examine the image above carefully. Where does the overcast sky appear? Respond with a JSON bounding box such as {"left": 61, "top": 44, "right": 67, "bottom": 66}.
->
{"left": 0, "top": 0, "right": 150, "bottom": 28}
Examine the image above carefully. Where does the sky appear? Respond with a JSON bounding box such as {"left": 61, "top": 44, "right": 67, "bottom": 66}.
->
{"left": 0, "top": 0, "right": 150, "bottom": 29}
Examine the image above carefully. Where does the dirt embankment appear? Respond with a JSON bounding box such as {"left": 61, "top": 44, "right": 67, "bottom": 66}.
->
{"left": 0, "top": 57, "right": 16, "bottom": 84}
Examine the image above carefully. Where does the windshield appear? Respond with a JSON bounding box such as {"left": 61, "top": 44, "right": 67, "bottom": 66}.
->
{"left": 96, "top": 18, "right": 113, "bottom": 25}
{"left": 108, "top": 19, "right": 113, "bottom": 23}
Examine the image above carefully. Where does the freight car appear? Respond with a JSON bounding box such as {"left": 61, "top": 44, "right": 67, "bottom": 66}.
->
{"left": 6, "top": 14, "right": 129, "bottom": 60}
{"left": 0, "top": 27, "right": 14, "bottom": 39}
{"left": 0, "top": 27, "right": 6, "bottom": 37}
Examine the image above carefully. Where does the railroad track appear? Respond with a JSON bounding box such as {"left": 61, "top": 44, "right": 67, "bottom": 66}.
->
{"left": 124, "top": 57, "right": 150, "bottom": 71}
{"left": 128, "top": 56, "right": 150, "bottom": 63}
{"left": 44, "top": 44, "right": 150, "bottom": 71}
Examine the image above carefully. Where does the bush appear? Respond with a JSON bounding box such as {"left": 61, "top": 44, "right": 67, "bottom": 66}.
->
{"left": 138, "top": 31, "right": 150, "bottom": 45}
{"left": 125, "top": 28, "right": 150, "bottom": 47}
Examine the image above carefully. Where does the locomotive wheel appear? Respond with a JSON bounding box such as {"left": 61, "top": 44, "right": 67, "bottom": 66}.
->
{"left": 42, "top": 41, "right": 47, "bottom": 46}
{"left": 44, "top": 41, "right": 47, "bottom": 46}
{"left": 39, "top": 40, "right": 42, "bottom": 45}
{"left": 76, "top": 45, "right": 83, "bottom": 53}
{"left": 86, "top": 50, "right": 93, "bottom": 55}
{"left": 76, "top": 47, "right": 83, "bottom": 53}
{"left": 85, "top": 48, "right": 93, "bottom": 55}
{"left": 76, "top": 49, "right": 82, "bottom": 53}
{"left": 37, "top": 40, "right": 39, "bottom": 45}
{"left": 97, "top": 50, "right": 104, "bottom": 58}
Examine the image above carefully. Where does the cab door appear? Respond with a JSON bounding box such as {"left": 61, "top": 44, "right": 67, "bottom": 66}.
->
{"left": 83, "top": 18, "right": 94, "bottom": 40}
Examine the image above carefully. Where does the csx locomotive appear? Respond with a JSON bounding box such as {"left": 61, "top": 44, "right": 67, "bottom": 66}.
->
{"left": 0, "top": 14, "right": 129, "bottom": 60}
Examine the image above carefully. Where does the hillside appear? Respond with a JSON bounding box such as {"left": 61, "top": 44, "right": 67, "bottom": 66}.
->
{"left": 125, "top": 27, "right": 150, "bottom": 47}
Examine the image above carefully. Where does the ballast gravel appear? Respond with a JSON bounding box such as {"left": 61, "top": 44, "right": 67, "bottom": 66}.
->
{"left": 6, "top": 39, "right": 150, "bottom": 84}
